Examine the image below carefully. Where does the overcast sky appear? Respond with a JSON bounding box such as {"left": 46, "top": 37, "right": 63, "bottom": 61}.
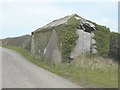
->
{"left": 0, "top": 1, "right": 118, "bottom": 38}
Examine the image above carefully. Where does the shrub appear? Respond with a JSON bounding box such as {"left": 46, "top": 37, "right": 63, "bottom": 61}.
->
{"left": 94, "top": 24, "right": 110, "bottom": 57}
{"left": 56, "top": 17, "right": 79, "bottom": 62}
{"left": 109, "top": 32, "right": 120, "bottom": 60}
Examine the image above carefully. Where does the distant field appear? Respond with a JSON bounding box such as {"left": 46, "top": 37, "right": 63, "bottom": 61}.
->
{"left": 3, "top": 45, "right": 118, "bottom": 88}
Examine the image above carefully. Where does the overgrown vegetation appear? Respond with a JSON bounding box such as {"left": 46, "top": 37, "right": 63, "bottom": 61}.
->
{"left": 3, "top": 45, "right": 118, "bottom": 88}
{"left": 109, "top": 32, "right": 120, "bottom": 60}
{"left": 94, "top": 24, "right": 110, "bottom": 57}
{"left": 67, "top": 16, "right": 80, "bottom": 27}
{"left": 71, "top": 54, "right": 118, "bottom": 88}
{"left": 55, "top": 17, "right": 79, "bottom": 62}
{"left": 94, "top": 23, "right": 119, "bottom": 61}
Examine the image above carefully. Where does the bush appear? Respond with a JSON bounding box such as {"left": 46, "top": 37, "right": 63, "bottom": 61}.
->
{"left": 94, "top": 24, "right": 110, "bottom": 57}
{"left": 56, "top": 24, "right": 79, "bottom": 62}
{"left": 109, "top": 32, "right": 120, "bottom": 60}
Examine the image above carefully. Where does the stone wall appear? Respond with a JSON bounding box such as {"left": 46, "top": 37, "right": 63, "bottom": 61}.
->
{"left": 70, "top": 29, "right": 97, "bottom": 58}
{"left": 71, "top": 29, "right": 91, "bottom": 58}
{"left": 44, "top": 30, "right": 62, "bottom": 63}
{"left": 31, "top": 30, "right": 61, "bottom": 63}
{"left": 31, "top": 31, "right": 51, "bottom": 57}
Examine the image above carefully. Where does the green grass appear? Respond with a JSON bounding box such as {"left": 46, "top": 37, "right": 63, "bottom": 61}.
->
{"left": 3, "top": 45, "right": 118, "bottom": 88}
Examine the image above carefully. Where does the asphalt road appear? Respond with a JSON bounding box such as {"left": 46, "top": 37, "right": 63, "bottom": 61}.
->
{"left": 2, "top": 48, "right": 81, "bottom": 88}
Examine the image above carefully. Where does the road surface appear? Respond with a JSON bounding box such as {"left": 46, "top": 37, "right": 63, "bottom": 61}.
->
{"left": 2, "top": 48, "right": 81, "bottom": 88}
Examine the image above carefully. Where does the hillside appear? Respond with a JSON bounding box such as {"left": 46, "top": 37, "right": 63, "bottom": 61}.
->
{"left": 2, "top": 35, "right": 31, "bottom": 51}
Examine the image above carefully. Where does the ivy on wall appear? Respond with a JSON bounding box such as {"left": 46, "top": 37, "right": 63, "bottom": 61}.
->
{"left": 55, "top": 17, "right": 79, "bottom": 62}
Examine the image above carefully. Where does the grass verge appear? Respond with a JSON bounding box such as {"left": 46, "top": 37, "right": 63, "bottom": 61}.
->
{"left": 3, "top": 45, "right": 118, "bottom": 88}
